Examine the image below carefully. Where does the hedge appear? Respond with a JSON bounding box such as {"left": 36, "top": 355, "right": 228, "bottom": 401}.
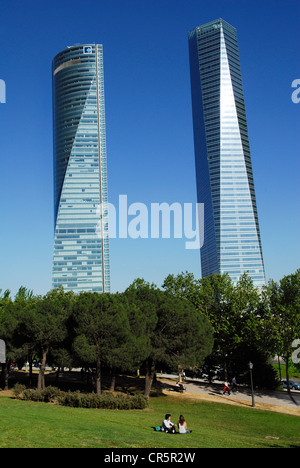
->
{"left": 13, "top": 385, "right": 148, "bottom": 410}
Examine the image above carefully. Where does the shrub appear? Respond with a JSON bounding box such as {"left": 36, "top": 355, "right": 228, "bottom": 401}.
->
{"left": 57, "top": 390, "right": 83, "bottom": 407}
{"left": 58, "top": 391, "right": 148, "bottom": 410}
{"left": 12, "top": 384, "right": 26, "bottom": 399}
{"left": 42, "top": 386, "right": 62, "bottom": 402}
{"left": 13, "top": 385, "right": 148, "bottom": 410}
{"left": 16, "top": 386, "right": 62, "bottom": 403}
{"left": 23, "top": 389, "right": 44, "bottom": 402}
{"left": 131, "top": 394, "right": 148, "bottom": 409}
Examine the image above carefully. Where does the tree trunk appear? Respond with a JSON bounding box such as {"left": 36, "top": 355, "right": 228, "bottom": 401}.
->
{"left": 285, "top": 358, "right": 291, "bottom": 394}
{"left": 144, "top": 357, "right": 155, "bottom": 398}
{"left": 55, "top": 366, "right": 61, "bottom": 384}
{"left": 178, "top": 365, "right": 182, "bottom": 383}
{"left": 96, "top": 358, "right": 101, "bottom": 395}
{"left": 0, "top": 364, "right": 4, "bottom": 389}
{"left": 223, "top": 355, "right": 228, "bottom": 382}
{"left": 4, "top": 362, "right": 10, "bottom": 390}
{"left": 29, "top": 356, "right": 33, "bottom": 387}
{"left": 277, "top": 355, "right": 282, "bottom": 382}
{"left": 38, "top": 347, "right": 48, "bottom": 391}
{"left": 110, "top": 372, "right": 116, "bottom": 392}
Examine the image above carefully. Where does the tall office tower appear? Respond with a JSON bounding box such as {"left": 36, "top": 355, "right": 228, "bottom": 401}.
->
{"left": 52, "top": 44, "right": 110, "bottom": 293}
{"left": 188, "top": 19, "right": 266, "bottom": 287}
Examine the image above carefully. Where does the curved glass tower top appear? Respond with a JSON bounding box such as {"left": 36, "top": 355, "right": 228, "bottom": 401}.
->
{"left": 52, "top": 44, "right": 110, "bottom": 293}
{"left": 189, "top": 19, "right": 266, "bottom": 287}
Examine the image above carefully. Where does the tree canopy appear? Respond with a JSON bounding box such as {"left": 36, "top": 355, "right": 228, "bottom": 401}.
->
{"left": 0, "top": 269, "right": 299, "bottom": 394}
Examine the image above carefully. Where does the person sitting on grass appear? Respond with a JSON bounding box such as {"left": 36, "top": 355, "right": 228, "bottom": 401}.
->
{"left": 178, "top": 415, "right": 191, "bottom": 434}
{"left": 162, "top": 414, "right": 177, "bottom": 433}
{"left": 175, "top": 381, "right": 185, "bottom": 392}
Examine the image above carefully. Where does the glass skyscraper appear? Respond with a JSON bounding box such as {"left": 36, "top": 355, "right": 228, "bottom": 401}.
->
{"left": 52, "top": 44, "right": 110, "bottom": 293}
{"left": 188, "top": 19, "right": 266, "bottom": 287}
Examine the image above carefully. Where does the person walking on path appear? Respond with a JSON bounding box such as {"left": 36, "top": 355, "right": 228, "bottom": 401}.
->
{"left": 231, "top": 376, "right": 238, "bottom": 392}
{"left": 223, "top": 382, "right": 231, "bottom": 396}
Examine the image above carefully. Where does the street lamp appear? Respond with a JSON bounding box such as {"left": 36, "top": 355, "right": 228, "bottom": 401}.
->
{"left": 248, "top": 362, "right": 255, "bottom": 408}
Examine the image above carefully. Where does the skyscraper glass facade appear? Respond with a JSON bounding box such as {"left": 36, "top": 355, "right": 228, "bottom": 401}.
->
{"left": 52, "top": 44, "right": 110, "bottom": 293}
{"left": 189, "top": 19, "right": 266, "bottom": 287}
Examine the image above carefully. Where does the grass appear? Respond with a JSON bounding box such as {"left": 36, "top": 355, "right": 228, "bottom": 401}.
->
{"left": 0, "top": 395, "right": 299, "bottom": 448}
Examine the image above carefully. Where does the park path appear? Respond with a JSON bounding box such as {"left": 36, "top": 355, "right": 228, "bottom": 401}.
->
{"left": 159, "top": 377, "right": 300, "bottom": 417}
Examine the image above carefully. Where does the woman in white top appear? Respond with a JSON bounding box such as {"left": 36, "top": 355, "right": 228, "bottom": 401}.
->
{"left": 178, "top": 415, "right": 191, "bottom": 434}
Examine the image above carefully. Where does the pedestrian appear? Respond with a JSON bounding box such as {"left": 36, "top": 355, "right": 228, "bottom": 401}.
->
{"left": 223, "top": 382, "right": 231, "bottom": 395}
{"left": 231, "top": 376, "right": 238, "bottom": 392}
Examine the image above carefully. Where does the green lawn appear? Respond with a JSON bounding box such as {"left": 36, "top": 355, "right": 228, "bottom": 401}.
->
{"left": 0, "top": 395, "right": 299, "bottom": 448}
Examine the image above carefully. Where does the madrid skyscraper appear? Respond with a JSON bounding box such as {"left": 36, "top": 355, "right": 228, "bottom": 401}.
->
{"left": 188, "top": 19, "right": 266, "bottom": 287}
{"left": 52, "top": 44, "right": 110, "bottom": 293}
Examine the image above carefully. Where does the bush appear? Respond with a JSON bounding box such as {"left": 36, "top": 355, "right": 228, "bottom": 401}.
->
{"left": 57, "top": 390, "right": 83, "bottom": 407}
{"left": 12, "top": 384, "right": 26, "bottom": 399}
{"left": 23, "top": 389, "right": 44, "bottom": 402}
{"left": 13, "top": 384, "right": 148, "bottom": 410}
{"left": 17, "top": 386, "right": 62, "bottom": 403}
{"left": 42, "top": 386, "right": 62, "bottom": 402}
{"left": 131, "top": 394, "right": 149, "bottom": 409}
{"left": 58, "top": 391, "right": 148, "bottom": 410}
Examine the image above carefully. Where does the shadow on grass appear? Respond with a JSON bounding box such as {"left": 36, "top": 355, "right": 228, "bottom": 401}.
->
{"left": 1, "top": 369, "right": 169, "bottom": 398}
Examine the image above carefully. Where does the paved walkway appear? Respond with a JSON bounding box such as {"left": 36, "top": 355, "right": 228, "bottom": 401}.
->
{"left": 159, "top": 378, "right": 300, "bottom": 417}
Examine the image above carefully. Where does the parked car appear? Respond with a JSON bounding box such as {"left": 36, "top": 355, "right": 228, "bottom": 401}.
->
{"left": 281, "top": 379, "right": 300, "bottom": 390}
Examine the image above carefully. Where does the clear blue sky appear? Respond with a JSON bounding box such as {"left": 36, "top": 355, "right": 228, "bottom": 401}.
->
{"left": 0, "top": 0, "right": 299, "bottom": 297}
